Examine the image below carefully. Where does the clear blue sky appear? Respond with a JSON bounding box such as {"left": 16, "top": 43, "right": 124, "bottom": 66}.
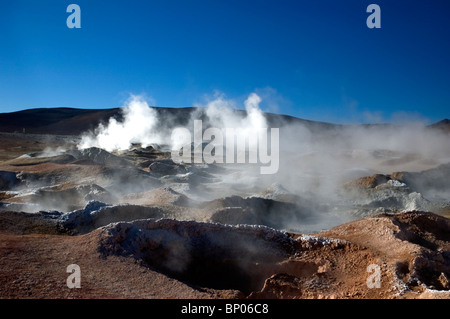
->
{"left": 0, "top": 0, "right": 449, "bottom": 124}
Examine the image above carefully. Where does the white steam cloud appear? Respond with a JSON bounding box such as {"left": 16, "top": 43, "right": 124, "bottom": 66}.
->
{"left": 244, "top": 92, "right": 266, "bottom": 129}
{"left": 79, "top": 95, "right": 162, "bottom": 151}
{"left": 80, "top": 92, "right": 269, "bottom": 152}
{"left": 67, "top": 90, "right": 450, "bottom": 232}
{"left": 77, "top": 91, "right": 450, "bottom": 204}
{"left": 198, "top": 91, "right": 267, "bottom": 131}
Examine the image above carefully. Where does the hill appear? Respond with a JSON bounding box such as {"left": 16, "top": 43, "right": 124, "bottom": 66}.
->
{"left": 429, "top": 119, "right": 450, "bottom": 133}
{"left": 0, "top": 107, "right": 448, "bottom": 136}
{"left": 0, "top": 107, "right": 340, "bottom": 136}
{"left": 0, "top": 108, "right": 121, "bottom": 135}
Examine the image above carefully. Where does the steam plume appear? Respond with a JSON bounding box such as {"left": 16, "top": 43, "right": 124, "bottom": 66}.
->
{"left": 79, "top": 95, "right": 162, "bottom": 151}
{"left": 79, "top": 92, "right": 269, "bottom": 152}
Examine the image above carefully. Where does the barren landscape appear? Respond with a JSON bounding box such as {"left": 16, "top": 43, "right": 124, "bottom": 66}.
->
{"left": 0, "top": 106, "right": 449, "bottom": 299}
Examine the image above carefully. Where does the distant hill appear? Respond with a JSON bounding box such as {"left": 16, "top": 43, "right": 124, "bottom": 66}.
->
{"left": 0, "top": 107, "right": 338, "bottom": 136}
{"left": 0, "top": 108, "right": 122, "bottom": 135}
{"left": 0, "top": 107, "right": 447, "bottom": 136}
{"left": 429, "top": 119, "right": 450, "bottom": 133}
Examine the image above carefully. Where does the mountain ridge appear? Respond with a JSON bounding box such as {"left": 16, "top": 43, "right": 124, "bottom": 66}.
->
{"left": 0, "top": 106, "right": 447, "bottom": 135}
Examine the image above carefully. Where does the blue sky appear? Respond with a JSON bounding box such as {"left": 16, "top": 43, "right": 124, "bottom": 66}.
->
{"left": 0, "top": 0, "right": 449, "bottom": 124}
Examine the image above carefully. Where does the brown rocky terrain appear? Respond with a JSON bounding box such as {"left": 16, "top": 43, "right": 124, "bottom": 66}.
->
{"left": 0, "top": 209, "right": 448, "bottom": 299}
{"left": 0, "top": 108, "right": 449, "bottom": 300}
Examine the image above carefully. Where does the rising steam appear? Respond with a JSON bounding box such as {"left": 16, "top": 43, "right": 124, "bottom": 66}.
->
{"left": 79, "top": 92, "right": 269, "bottom": 152}
{"left": 73, "top": 90, "right": 450, "bottom": 233}
{"left": 79, "top": 95, "right": 162, "bottom": 151}
{"left": 3, "top": 89, "right": 450, "bottom": 235}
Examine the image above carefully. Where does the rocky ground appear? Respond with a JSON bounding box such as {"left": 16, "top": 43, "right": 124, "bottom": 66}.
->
{"left": 0, "top": 209, "right": 448, "bottom": 299}
{"left": 0, "top": 131, "right": 449, "bottom": 299}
